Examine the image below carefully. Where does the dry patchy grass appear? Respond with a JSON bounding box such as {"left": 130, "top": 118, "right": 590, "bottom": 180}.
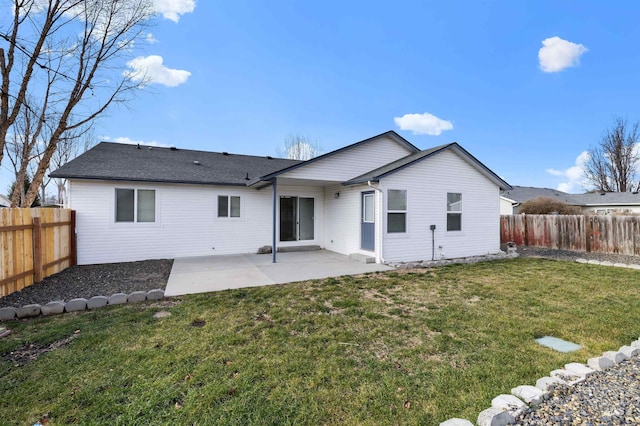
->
{"left": 1, "top": 258, "right": 639, "bottom": 425}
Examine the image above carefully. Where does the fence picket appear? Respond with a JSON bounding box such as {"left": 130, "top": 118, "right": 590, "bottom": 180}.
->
{"left": 501, "top": 214, "right": 640, "bottom": 256}
{"left": 0, "top": 208, "right": 76, "bottom": 298}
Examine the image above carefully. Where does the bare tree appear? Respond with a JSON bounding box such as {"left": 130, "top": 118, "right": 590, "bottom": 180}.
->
{"left": 583, "top": 117, "right": 640, "bottom": 192}
{"left": 47, "top": 126, "right": 96, "bottom": 204}
{"left": 1, "top": 0, "right": 154, "bottom": 206}
{"left": 278, "top": 134, "right": 321, "bottom": 160}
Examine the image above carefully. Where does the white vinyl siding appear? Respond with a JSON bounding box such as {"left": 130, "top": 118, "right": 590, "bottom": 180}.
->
{"left": 380, "top": 149, "right": 501, "bottom": 262}
{"left": 70, "top": 180, "right": 325, "bottom": 265}
{"left": 280, "top": 135, "right": 414, "bottom": 182}
{"left": 323, "top": 184, "right": 377, "bottom": 257}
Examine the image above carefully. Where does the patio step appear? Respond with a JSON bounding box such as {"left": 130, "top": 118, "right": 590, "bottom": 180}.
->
{"left": 349, "top": 253, "right": 376, "bottom": 264}
{"left": 277, "top": 245, "right": 321, "bottom": 253}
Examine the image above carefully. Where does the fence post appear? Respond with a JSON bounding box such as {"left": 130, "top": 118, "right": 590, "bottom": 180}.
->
{"left": 523, "top": 214, "right": 529, "bottom": 246}
{"left": 585, "top": 216, "right": 592, "bottom": 253}
{"left": 33, "top": 217, "right": 43, "bottom": 282}
{"left": 70, "top": 210, "right": 77, "bottom": 267}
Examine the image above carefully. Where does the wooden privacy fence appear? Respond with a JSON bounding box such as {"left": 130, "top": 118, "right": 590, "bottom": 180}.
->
{"left": 501, "top": 214, "right": 640, "bottom": 256}
{"left": 0, "top": 208, "right": 76, "bottom": 298}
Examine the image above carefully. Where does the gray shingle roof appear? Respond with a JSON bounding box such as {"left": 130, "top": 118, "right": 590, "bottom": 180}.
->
{"left": 500, "top": 186, "right": 574, "bottom": 204}
{"left": 501, "top": 186, "right": 640, "bottom": 206}
{"left": 50, "top": 142, "right": 302, "bottom": 186}
{"left": 570, "top": 191, "right": 640, "bottom": 206}
{"left": 343, "top": 142, "right": 512, "bottom": 190}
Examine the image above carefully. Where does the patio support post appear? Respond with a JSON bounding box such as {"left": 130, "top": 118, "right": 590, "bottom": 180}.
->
{"left": 272, "top": 178, "right": 277, "bottom": 263}
{"left": 367, "top": 181, "right": 385, "bottom": 264}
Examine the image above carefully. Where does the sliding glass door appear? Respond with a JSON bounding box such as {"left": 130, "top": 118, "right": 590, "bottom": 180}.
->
{"left": 280, "top": 196, "right": 314, "bottom": 241}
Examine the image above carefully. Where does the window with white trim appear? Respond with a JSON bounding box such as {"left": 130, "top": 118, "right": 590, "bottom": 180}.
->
{"left": 387, "top": 189, "right": 407, "bottom": 233}
{"left": 218, "top": 195, "right": 241, "bottom": 218}
{"left": 447, "top": 192, "right": 462, "bottom": 231}
{"left": 115, "top": 189, "right": 155, "bottom": 222}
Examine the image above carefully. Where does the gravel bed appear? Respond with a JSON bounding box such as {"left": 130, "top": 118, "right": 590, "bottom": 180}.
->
{"left": 515, "top": 356, "right": 640, "bottom": 425}
{"left": 504, "top": 244, "right": 640, "bottom": 266}
{"left": 0, "top": 259, "right": 173, "bottom": 308}
{"left": 505, "top": 244, "right": 640, "bottom": 425}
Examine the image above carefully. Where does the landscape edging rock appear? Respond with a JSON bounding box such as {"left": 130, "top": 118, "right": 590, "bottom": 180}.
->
{"left": 439, "top": 341, "right": 640, "bottom": 425}
{"left": 0, "top": 289, "right": 165, "bottom": 321}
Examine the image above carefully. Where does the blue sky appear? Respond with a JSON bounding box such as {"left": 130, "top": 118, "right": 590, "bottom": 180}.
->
{"left": 4, "top": 1, "right": 640, "bottom": 194}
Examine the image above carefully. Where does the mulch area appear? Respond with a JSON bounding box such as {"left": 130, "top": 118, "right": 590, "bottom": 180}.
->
{"left": 0, "top": 259, "right": 173, "bottom": 308}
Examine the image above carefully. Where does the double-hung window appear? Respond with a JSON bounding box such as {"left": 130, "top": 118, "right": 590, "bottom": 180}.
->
{"left": 447, "top": 193, "right": 462, "bottom": 231}
{"left": 115, "top": 189, "right": 156, "bottom": 222}
{"left": 218, "top": 195, "right": 241, "bottom": 218}
{"left": 387, "top": 189, "right": 407, "bottom": 233}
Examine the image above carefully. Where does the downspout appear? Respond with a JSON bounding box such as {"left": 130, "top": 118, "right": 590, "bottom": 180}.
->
{"left": 367, "top": 181, "right": 385, "bottom": 264}
{"left": 272, "top": 178, "right": 277, "bottom": 263}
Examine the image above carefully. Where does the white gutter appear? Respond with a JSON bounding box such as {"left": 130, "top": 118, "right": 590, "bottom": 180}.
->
{"left": 367, "top": 181, "right": 385, "bottom": 264}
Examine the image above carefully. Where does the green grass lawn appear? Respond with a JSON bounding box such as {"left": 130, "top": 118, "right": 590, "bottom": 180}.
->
{"left": 1, "top": 258, "right": 640, "bottom": 425}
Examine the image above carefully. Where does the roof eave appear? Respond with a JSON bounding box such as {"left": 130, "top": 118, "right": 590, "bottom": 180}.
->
{"left": 56, "top": 175, "right": 249, "bottom": 187}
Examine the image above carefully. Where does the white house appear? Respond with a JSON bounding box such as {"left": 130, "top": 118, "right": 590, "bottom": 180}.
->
{"left": 50, "top": 131, "right": 511, "bottom": 265}
{"left": 500, "top": 186, "right": 576, "bottom": 215}
{"left": 571, "top": 192, "right": 640, "bottom": 215}
{"left": 500, "top": 186, "right": 640, "bottom": 215}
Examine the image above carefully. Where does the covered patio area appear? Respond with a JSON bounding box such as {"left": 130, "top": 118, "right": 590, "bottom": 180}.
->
{"left": 165, "top": 249, "right": 393, "bottom": 296}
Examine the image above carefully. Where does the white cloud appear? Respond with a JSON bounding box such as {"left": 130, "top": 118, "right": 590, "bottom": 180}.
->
{"left": 153, "top": 0, "right": 196, "bottom": 22}
{"left": 102, "top": 136, "right": 170, "bottom": 148}
{"left": 538, "top": 36, "right": 588, "bottom": 73}
{"left": 393, "top": 112, "right": 454, "bottom": 136}
{"left": 124, "top": 55, "right": 191, "bottom": 87}
{"left": 546, "top": 150, "right": 589, "bottom": 193}
{"left": 145, "top": 33, "right": 158, "bottom": 44}
{"left": 28, "top": 0, "right": 195, "bottom": 23}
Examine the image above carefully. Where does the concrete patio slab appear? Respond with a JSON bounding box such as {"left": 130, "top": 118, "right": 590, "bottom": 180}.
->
{"left": 165, "top": 250, "right": 393, "bottom": 296}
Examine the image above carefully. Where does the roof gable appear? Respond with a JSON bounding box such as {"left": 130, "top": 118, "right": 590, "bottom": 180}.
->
{"left": 343, "top": 142, "right": 511, "bottom": 190}
{"left": 250, "top": 130, "right": 419, "bottom": 184}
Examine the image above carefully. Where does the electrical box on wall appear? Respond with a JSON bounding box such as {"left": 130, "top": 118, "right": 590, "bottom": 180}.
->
{"left": 430, "top": 224, "right": 436, "bottom": 231}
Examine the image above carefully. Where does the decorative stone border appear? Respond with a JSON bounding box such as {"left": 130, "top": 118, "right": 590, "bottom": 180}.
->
{"left": 0, "top": 289, "right": 165, "bottom": 321}
{"left": 575, "top": 258, "right": 640, "bottom": 270}
{"left": 439, "top": 340, "right": 640, "bottom": 425}
{"left": 388, "top": 251, "right": 517, "bottom": 269}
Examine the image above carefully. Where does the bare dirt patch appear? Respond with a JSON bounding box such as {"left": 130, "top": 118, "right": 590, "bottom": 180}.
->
{"left": 3, "top": 331, "right": 79, "bottom": 365}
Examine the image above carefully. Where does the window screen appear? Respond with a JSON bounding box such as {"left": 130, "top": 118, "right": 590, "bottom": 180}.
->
{"left": 137, "top": 190, "right": 156, "bottom": 222}
{"left": 116, "top": 189, "right": 155, "bottom": 223}
{"left": 116, "top": 189, "right": 135, "bottom": 222}
{"left": 387, "top": 189, "right": 407, "bottom": 233}
{"left": 447, "top": 193, "right": 462, "bottom": 231}
{"left": 218, "top": 195, "right": 241, "bottom": 218}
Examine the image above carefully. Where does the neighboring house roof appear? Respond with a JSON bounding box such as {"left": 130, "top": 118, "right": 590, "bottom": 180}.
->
{"left": 501, "top": 186, "right": 640, "bottom": 208}
{"left": 247, "top": 130, "right": 420, "bottom": 185}
{"left": 570, "top": 191, "right": 640, "bottom": 206}
{"left": 500, "top": 186, "right": 575, "bottom": 204}
{"left": 50, "top": 142, "right": 302, "bottom": 186}
{"left": 343, "top": 142, "right": 512, "bottom": 190}
{"left": 0, "top": 194, "right": 10, "bottom": 207}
